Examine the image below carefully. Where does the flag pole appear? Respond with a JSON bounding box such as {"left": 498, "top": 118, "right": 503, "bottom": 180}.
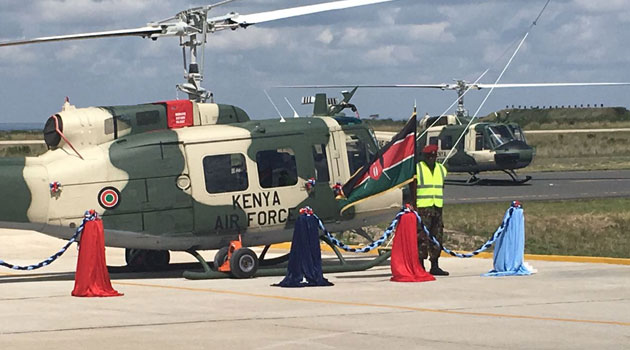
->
{"left": 410, "top": 102, "right": 418, "bottom": 208}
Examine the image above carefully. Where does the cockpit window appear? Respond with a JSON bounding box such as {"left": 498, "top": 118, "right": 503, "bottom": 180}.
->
{"left": 507, "top": 124, "right": 527, "bottom": 142}
{"left": 486, "top": 125, "right": 514, "bottom": 148}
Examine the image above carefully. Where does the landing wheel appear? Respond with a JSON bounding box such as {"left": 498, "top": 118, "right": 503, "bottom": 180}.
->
{"left": 229, "top": 248, "right": 258, "bottom": 279}
{"left": 147, "top": 250, "right": 170, "bottom": 270}
{"left": 125, "top": 249, "right": 170, "bottom": 271}
{"left": 213, "top": 246, "right": 229, "bottom": 271}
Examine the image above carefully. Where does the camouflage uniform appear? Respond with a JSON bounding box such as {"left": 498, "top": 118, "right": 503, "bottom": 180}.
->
{"left": 417, "top": 206, "right": 444, "bottom": 261}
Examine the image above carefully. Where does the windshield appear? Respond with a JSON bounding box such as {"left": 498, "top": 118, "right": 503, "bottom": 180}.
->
{"left": 507, "top": 124, "right": 527, "bottom": 142}
{"left": 486, "top": 125, "right": 515, "bottom": 148}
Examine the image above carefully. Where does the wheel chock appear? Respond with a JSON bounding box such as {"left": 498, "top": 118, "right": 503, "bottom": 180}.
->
{"left": 217, "top": 235, "right": 243, "bottom": 272}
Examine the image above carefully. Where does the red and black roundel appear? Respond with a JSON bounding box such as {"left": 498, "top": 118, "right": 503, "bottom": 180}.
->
{"left": 98, "top": 187, "right": 121, "bottom": 210}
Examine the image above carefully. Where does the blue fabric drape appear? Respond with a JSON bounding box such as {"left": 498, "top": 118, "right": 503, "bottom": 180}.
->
{"left": 484, "top": 207, "right": 532, "bottom": 276}
{"left": 274, "top": 215, "right": 333, "bottom": 287}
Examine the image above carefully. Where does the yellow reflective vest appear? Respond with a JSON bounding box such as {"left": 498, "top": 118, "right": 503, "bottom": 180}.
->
{"left": 416, "top": 161, "right": 447, "bottom": 208}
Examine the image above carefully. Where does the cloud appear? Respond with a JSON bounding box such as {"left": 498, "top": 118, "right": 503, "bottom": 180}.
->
{"left": 34, "top": 0, "right": 154, "bottom": 24}
{"left": 1, "top": 0, "right": 630, "bottom": 123}
{"left": 362, "top": 45, "right": 415, "bottom": 66}
{"left": 316, "top": 28, "right": 334, "bottom": 45}
{"left": 210, "top": 27, "right": 282, "bottom": 51}
{"left": 407, "top": 22, "right": 455, "bottom": 43}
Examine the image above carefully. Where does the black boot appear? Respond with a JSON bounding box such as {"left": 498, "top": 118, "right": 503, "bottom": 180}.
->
{"left": 430, "top": 259, "right": 449, "bottom": 276}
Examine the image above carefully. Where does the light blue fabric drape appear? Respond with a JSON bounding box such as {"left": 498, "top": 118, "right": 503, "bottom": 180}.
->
{"left": 484, "top": 207, "right": 532, "bottom": 276}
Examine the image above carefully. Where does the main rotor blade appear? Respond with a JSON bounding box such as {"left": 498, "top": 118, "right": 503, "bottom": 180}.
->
{"left": 277, "top": 84, "right": 449, "bottom": 89}
{"left": 474, "top": 82, "right": 630, "bottom": 89}
{"left": 0, "top": 26, "right": 163, "bottom": 47}
{"left": 278, "top": 82, "right": 630, "bottom": 91}
{"left": 230, "top": 0, "right": 394, "bottom": 26}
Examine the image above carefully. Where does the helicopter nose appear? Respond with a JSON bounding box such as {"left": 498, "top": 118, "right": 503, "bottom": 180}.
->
{"left": 494, "top": 141, "right": 534, "bottom": 169}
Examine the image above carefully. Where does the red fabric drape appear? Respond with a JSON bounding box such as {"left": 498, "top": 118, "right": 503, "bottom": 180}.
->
{"left": 72, "top": 219, "right": 123, "bottom": 297}
{"left": 390, "top": 212, "right": 435, "bottom": 282}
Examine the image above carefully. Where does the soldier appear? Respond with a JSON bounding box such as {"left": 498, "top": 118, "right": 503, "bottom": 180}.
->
{"left": 416, "top": 144, "right": 449, "bottom": 276}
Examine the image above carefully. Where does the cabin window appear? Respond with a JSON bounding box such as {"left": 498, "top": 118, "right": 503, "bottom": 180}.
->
{"left": 256, "top": 148, "right": 297, "bottom": 188}
{"left": 475, "top": 132, "right": 484, "bottom": 151}
{"left": 429, "top": 136, "right": 438, "bottom": 145}
{"left": 440, "top": 135, "right": 453, "bottom": 150}
{"left": 104, "top": 116, "right": 131, "bottom": 136}
{"left": 345, "top": 129, "right": 378, "bottom": 175}
{"left": 312, "top": 144, "right": 330, "bottom": 182}
{"left": 202, "top": 154, "right": 248, "bottom": 193}
{"left": 346, "top": 134, "right": 367, "bottom": 175}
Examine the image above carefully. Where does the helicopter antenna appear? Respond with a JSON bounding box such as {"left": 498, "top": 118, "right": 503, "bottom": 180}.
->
{"left": 285, "top": 97, "right": 301, "bottom": 118}
{"left": 264, "top": 90, "right": 286, "bottom": 122}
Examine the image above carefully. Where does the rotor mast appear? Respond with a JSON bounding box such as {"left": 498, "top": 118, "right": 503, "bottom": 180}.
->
{"left": 454, "top": 80, "right": 468, "bottom": 118}
{"left": 176, "top": 7, "right": 214, "bottom": 102}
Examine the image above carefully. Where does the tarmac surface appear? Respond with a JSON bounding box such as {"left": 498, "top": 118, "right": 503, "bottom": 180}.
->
{"left": 1, "top": 228, "right": 629, "bottom": 349}
{"left": 446, "top": 170, "right": 630, "bottom": 203}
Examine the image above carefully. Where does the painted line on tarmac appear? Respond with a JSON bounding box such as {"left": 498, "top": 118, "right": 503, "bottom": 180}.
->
{"left": 113, "top": 281, "right": 630, "bottom": 327}
{"left": 271, "top": 244, "right": 630, "bottom": 265}
{"left": 521, "top": 254, "right": 630, "bottom": 265}
{"left": 437, "top": 252, "right": 630, "bottom": 265}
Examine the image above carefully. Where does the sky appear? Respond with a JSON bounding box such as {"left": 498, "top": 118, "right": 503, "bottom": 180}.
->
{"left": 1, "top": 0, "right": 629, "bottom": 124}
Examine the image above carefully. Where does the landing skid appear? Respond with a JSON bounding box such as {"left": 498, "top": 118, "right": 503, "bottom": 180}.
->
{"left": 446, "top": 170, "right": 532, "bottom": 186}
{"left": 182, "top": 237, "right": 391, "bottom": 280}
{"left": 502, "top": 169, "right": 532, "bottom": 184}
{"left": 466, "top": 172, "right": 481, "bottom": 185}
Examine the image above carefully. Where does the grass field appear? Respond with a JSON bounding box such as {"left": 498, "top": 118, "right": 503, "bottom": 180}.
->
{"left": 0, "top": 130, "right": 42, "bottom": 140}
{"left": 484, "top": 107, "right": 630, "bottom": 129}
{"left": 525, "top": 131, "right": 630, "bottom": 171}
{"left": 444, "top": 198, "right": 630, "bottom": 258}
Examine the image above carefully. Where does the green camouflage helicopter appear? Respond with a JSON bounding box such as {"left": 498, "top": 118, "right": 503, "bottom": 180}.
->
{"left": 284, "top": 80, "right": 630, "bottom": 184}
{"left": 0, "top": 0, "right": 402, "bottom": 276}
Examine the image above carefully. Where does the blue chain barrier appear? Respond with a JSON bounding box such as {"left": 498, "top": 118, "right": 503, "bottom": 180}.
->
{"left": 303, "top": 206, "right": 408, "bottom": 253}
{"left": 0, "top": 210, "right": 99, "bottom": 270}
{"left": 415, "top": 203, "right": 519, "bottom": 258}
{"left": 301, "top": 201, "right": 521, "bottom": 256}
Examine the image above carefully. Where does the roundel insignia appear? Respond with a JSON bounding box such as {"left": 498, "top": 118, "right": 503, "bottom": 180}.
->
{"left": 98, "top": 187, "right": 121, "bottom": 210}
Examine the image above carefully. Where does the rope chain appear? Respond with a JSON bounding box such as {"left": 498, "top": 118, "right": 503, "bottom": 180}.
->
{"left": 0, "top": 210, "right": 98, "bottom": 270}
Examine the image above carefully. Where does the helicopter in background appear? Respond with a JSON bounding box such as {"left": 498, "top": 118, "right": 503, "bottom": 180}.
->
{"left": 0, "top": 0, "right": 401, "bottom": 275}
{"left": 282, "top": 80, "right": 630, "bottom": 184}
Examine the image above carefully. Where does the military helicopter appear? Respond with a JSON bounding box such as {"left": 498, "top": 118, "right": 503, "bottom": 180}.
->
{"left": 282, "top": 80, "right": 630, "bottom": 184}
{"left": 0, "top": 0, "right": 403, "bottom": 275}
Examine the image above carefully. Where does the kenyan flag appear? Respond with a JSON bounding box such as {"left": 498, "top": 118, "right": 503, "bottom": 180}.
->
{"left": 339, "top": 113, "right": 416, "bottom": 213}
